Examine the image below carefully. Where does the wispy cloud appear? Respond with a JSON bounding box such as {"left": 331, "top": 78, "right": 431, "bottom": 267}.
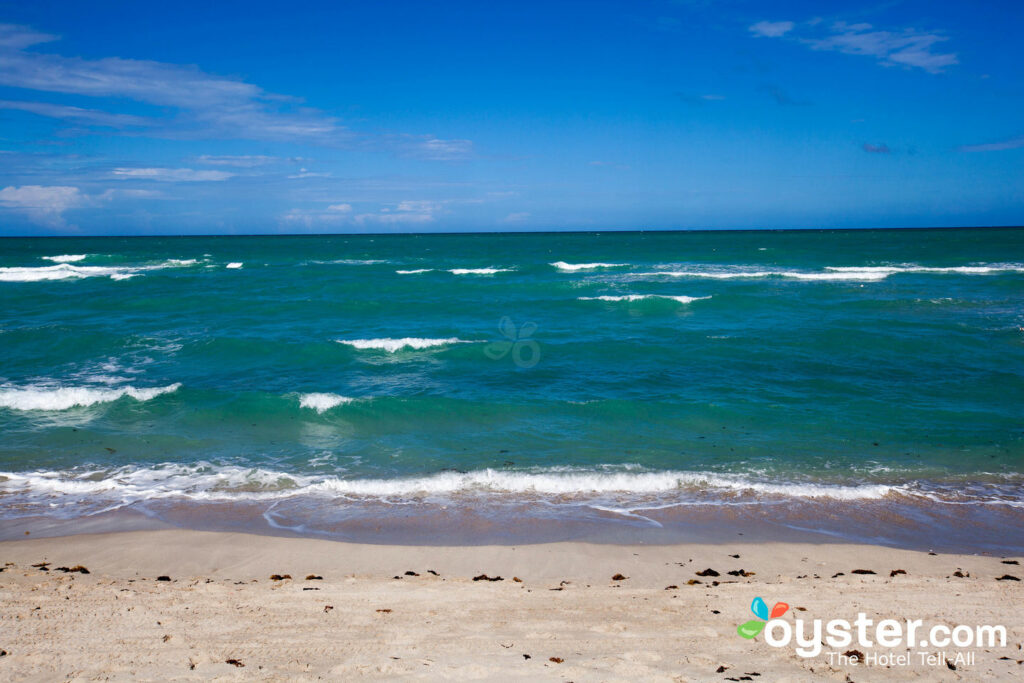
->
{"left": 959, "top": 136, "right": 1024, "bottom": 153}
{"left": 386, "top": 135, "right": 475, "bottom": 161}
{"left": 111, "top": 167, "right": 234, "bottom": 182}
{"left": 676, "top": 92, "right": 726, "bottom": 106}
{"left": 0, "top": 99, "right": 151, "bottom": 128}
{"left": 355, "top": 200, "right": 443, "bottom": 225}
{"left": 749, "top": 21, "right": 794, "bottom": 38}
{"left": 500, "top": 212, "right": 530, "bottom": 224}
{"left": 862, "top": 143, "right": 891, "bottom": 154}
{"left": 749, "top": 19, "right": 957, "bottom": 74}
{"left": 196, "top": 154, "right": 278, "bottom": 167}
{"left": 282, "top": 199, "right": 448, "bottom": 229}
{"left": 0, "top": 23, "right": 473, "bottom": 154}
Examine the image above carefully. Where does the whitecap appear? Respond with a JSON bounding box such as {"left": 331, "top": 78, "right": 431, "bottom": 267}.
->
{"left": 336, "top": 337, "right": 472, "bottom": 353}
{"left": 298, "top": 393, "right": 354, "bottom": 413}
{"left": 396, "top": 269, "right": 434, "bottom": 274}
{"left": 226, "top": 262, "right": 243, "bottom": 269}
{"left": 578, "top": 294, "right": 710, "bottom": 304}
{"left": 448, "top": 268, "right": 512, "bottom": 275}
{"left": 0, "top": 383, "right": 182, "bottom": 411}
{"left": 551, "top": 261, "right": 628, "bottom": 271}
{"left": 41, "top": 254, "right": 88, "bottom": 263}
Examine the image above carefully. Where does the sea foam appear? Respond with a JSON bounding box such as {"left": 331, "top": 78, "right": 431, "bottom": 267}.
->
{"left": 448, "top": 268, "right": 512, "bottom": 275}
{"left": 396, "top": 269, "right": 434, "bottom": 274}
{"left": 551, "top": 261, "right": 628, "bottom": 271}
{"left": 0, "top": 259, "right": 199, "bottom": 282}
{"left": 298, "top": 393, "right": 354, "bottom": 413}
{"left": 0, "top": 464, "right": 904, "bottom": 503}
{"left": 578, "top": 294, "right": 710, "bottom": 304}
{"left": 41, "top": 254, "right": 88, "bottom": 263}
{"left": 336, "top": 337, "right": 472, "bottom": 352}
{"left": 226, "top": 262, "right": 243, "bottom": 269}
{"left": 0, "top": 383, "right": 182, "bottom": 411}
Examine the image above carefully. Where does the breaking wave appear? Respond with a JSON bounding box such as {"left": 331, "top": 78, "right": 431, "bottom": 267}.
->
{"left": 0, "top": 383, "right": 182, "bottom": 411}
{"left": 336, "top": 337, "right": 474, "bottom": 352}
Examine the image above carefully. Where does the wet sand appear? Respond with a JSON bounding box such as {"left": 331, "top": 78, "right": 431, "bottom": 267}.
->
{"left": 0, "top": 529, "right": 1022, "bottom": 681}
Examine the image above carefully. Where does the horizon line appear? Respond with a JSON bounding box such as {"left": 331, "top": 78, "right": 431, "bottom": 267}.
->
{"left": 2, "top": 225, "right": 1023, "bottom": 239}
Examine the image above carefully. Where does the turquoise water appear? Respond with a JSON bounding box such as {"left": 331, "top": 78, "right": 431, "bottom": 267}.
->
{"left": 1, "top": 229, "right": 1023, "bottom": 549}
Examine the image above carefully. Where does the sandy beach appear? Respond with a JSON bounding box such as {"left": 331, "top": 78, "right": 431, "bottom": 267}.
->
{"left": 1, "top": 530, "right": 1021, "bottom": 681}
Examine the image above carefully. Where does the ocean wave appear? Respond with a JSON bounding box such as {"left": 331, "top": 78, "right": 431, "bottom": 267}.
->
{"left": 1, "top": 464, "right": 1020, "bottom": 511}
{"left": 336, "top": 337, "right": 473, "bottom": 352}
{"left": 0, "top": 264, "right": 137, "bottom": 282}
{"left": 637, "top": 269, "right": 892, "bottom": 281}
{"left": 0, "top": 464, "right": 901, "bottom": 503}
{"left": 226, "top": 262, "right": 243, "bottom": 269}
{"left": 448, "top": 268, "right": 513, "bottom": 275}
{"left": 579, "top": 294, "right": 711, "bottom": 304}
{"left": 298, "top": 393, "right": 355, "bottom": 413}
{"left": 0, "top": 259, "right": 199, "bottom": 282}
{"left": 631, "top": 263, "right": 1024, "bottom": 282}
{"left": 41, "top": 254, "right": 88, "bottom": 263}
{"left": 551, "top": 261, "right": 628, "bottom": 271}
{"left": 396, "top": 269, "right": 434, "bottom": 274}
{"left": 825, "top": 264, "right": 1024, "bottom": 275}
{"left": 0, "top": 383, "right": 182, "bottom": 411}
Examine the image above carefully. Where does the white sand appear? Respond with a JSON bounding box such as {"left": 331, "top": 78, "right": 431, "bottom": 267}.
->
{"left": 0, "top": 530, "right": 1022, "bottom": 680}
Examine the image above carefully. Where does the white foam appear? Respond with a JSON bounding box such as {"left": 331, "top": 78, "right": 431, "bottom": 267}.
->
{"left": 630, "top": 263, "right": 1024, "bottom": 282}
{"left": 0, "top": 464, "right": 904, "bottom": 503}
{"left": 41, "top": 254, "right": 88, "bottom": 263}
{"left": 298, "top": 393, "right": 354, "bottom": 413}
{"left": 579, "top": 294, "right": 710, "bottom": 304}
{"left": 448, "top": 268, "right": 512, "bottom": 275}
{"left": 638, "top": 269, "right": 891, "bottom": 281}
{"left": 336, "top": 337, "right": 473, "bottom": 353}
{"left": 0, "top": 258, "right": 199, "bottom": 282}
{"left": 551, "top": 261, "right": 628, "bottom": 271}
{"left": 0, "top": 383, "right": 181, "bottom": 411}
{"left": 396, "top": 268, "right": 434, "bottom": 274}
{"left": 825, "top": 264, "right": 1024, "bottom": 275}
{"left": 0, "top": 264, "right": 131, "bottom": 282}
{"left": 226, "top": 262, "right": 243, "bottom": 269}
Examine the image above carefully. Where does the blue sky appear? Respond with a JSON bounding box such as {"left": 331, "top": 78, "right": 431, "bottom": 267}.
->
{"left": 0, "top": 0, "right": 1021, "bottom": 235}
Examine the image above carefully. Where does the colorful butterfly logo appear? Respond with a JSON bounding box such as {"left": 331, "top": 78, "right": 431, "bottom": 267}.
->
{"left": 737, "top": 596, "right": 789, "bottom": 639}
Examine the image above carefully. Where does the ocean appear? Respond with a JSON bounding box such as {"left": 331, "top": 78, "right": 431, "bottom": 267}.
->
{"left": 1, "top": 229, "right": 1022, "bottom": 551}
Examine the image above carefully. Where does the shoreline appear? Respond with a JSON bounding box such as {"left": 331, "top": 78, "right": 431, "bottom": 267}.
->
{"left": 1, "top": 528, "right": 1022, "bottom": 680}
{"left": 3, "top": 495, "right": 1023, "bottom": 555}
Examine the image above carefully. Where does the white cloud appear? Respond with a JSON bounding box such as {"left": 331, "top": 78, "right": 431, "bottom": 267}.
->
{"left": 196, "top": 154, "right": 277, "bottom": 167}
{"left": 960, "top": 136, "right": 1024, "bottom": 153}
{"left": 501, "top": 212, "right": 530, "bottom": 224}
{"left": 327, "top": 203, "right": 352, "bottom": 212}
{"left": 749, "top": 21, "right": 795, "bottom": 38}
{"left": 805, "top": 22, "right": 957, "bottom": 73}
{"left": 111, "top": 167, "right": 234, "bottom": 182}
{"left": 356, "top": 200, "right": 442, "bottom": 224}
{"left": 0, "top": 99, "right": 151, "bottom": 128}
{"left": 387, "top": 135, "right": 474, "bottom": 160}
{"left": 0, "top": 185, "right": 96, "bottom": 228}
{"left": 0, "top": 23, "right": 475, "bottom": 155}
{"left": 749, "top": 19, "right": 958, "bottom": 74}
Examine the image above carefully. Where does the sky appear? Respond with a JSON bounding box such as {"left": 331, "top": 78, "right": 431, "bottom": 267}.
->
{"left": 0, "top": 0, "right": 1021, "bottom": 235}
